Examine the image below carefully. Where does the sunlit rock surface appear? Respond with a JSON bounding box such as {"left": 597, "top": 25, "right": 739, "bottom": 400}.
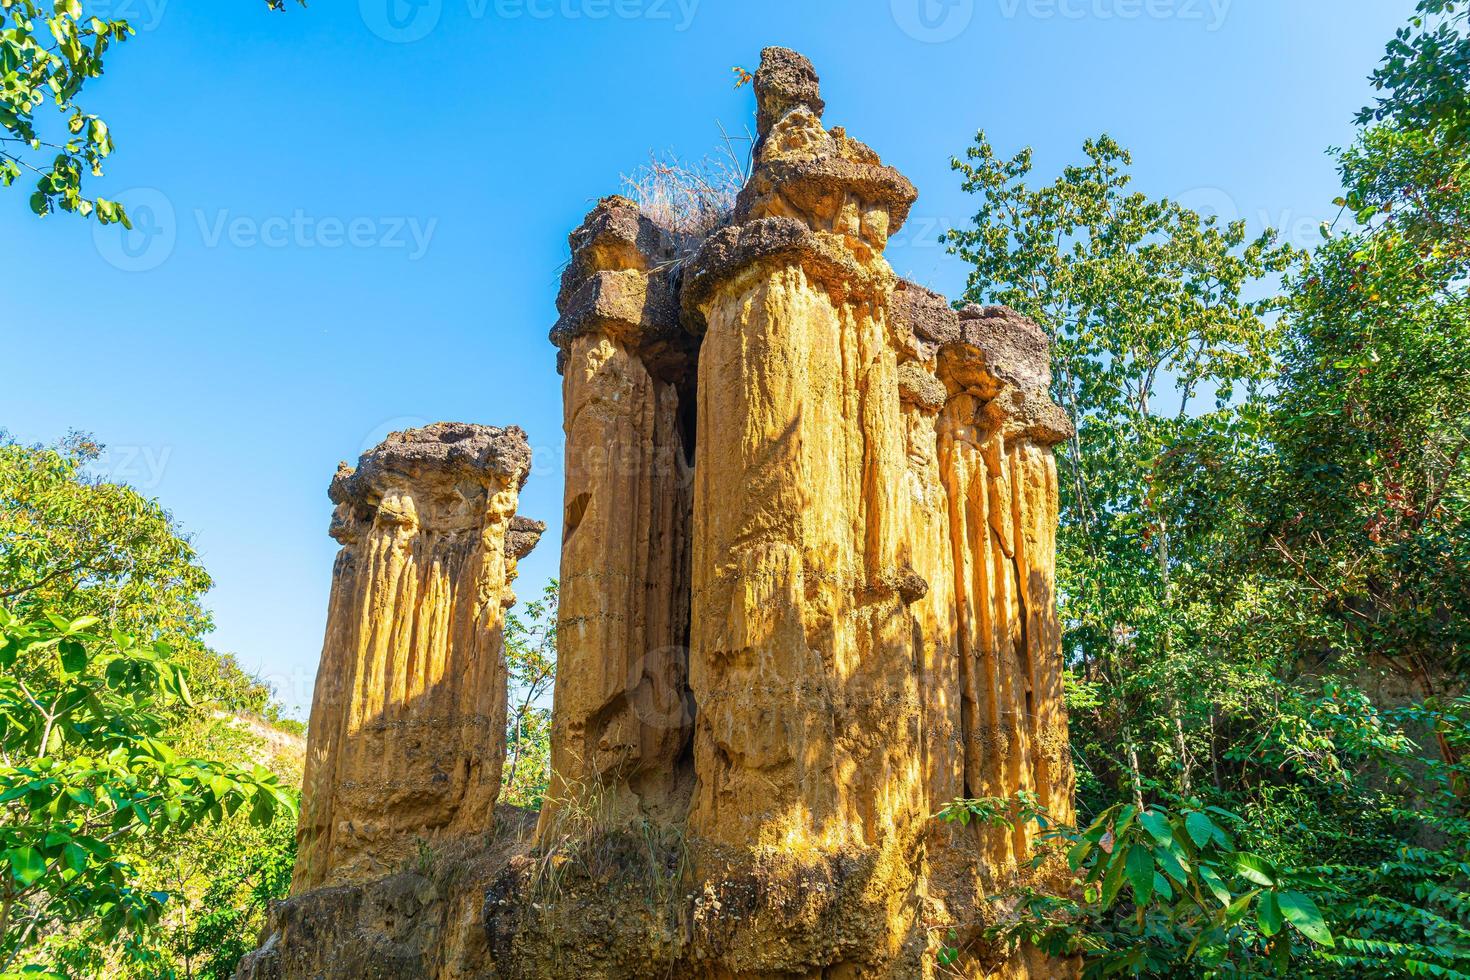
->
{"left": 290, "top": 422, "right": 541, "bottom": 892}
{"left": 245, "top": 46, "right": 1074, "bottom": 980}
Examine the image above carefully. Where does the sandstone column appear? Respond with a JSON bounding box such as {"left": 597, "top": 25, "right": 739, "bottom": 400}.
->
{"left": 936, "top": 304, "right": 1076, "bottom": 877}
{"left": 537, "top": 198, "right": 697, "bottom": 838}
{"left": 890, "top": 281, "right": 968, "bottom": 853}
{"left": 292, "top": 422, "right": 540, "bottom": 892}
{"left": 681, "top": 48, "right": 930, "bottom": 858}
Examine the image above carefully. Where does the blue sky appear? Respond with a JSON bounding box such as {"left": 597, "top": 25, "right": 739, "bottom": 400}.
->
{"left": 3, "top": 0, "right": 1416, "bottom": 718}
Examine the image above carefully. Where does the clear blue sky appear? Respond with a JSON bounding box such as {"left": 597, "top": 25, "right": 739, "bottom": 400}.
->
{"left": 3, "top": 0, "right": 1415, "bottom": 718}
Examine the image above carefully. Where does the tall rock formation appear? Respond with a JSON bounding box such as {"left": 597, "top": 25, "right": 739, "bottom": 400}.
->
{"left": 292, "top": 422, "right": 541, "bottom": 892}
{"left": 537, "top": 196, "right": 697, "bottom": 836}
{"left": 680, "top": 48, "right": 928, "bottom": 858}
{"left": 892, "top": 283, "right": 1077, "bottom": 890}
{"left": 523, "top": 47, "right": 1075, "bottom": 975}
{"left": 250, "top": 46, "right": 1074, "bottom": 980}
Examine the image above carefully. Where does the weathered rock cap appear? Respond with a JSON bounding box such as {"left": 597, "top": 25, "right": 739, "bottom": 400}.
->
{"left": 891, "top": 279, "right": 961, "bottom": 359}
{"left": 330, "top": 422, "right": 535, "bottom": 506}
{"left": 982, "top": 386, "right": 1075, "bottom": 445}
{"left": 506, "top": 515, "right": 547, "bottom": 560}
{"left": 733, "top": 155, "right": 917, "bottom": 233}
{"left": 551, "top": 197, "right": 696, "bottom": 378}
{"left": 754, "top": 46, "right": 825, "bottom": 137}
{"left": 952, "top": 303, "right": 1053, "bottom": 390}
{"left": 679, "top": 216, "right": 893, "bottom": 331}
{"left": 556, "top": 196, "right": 682, "bottom": 315}
{"left": 551, "top": 267, "right": 682, "bottom": 354}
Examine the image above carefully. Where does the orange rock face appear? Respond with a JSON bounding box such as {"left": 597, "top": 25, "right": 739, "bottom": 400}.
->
{"left": 681, "top": 77, "right": 928, "bottom": 861}
{"left": 292, "top": 423, "right": 541, "bottom": 892}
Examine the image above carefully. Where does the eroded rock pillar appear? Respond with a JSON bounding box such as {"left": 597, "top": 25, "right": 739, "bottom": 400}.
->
{"left": 537, "top": 198, "right": 697, "bottom": 838}
{"left": 292, "top": 422, "right": 540, "bottom": 892}
{"left": 681, "top": 48, "right": 929, "bottom": 858}
{"left": 932, "top": 302, "right": 1076, "bottom": 877}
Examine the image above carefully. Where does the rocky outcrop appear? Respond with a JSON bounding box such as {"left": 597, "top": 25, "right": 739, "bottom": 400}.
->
{"left": 250, "top": 45, "right": 1074, "bottom": 980}
{"left": 292, "top": 423, "right": 541, "bottom": 892}
{"left": 536, "top": 196, "right": 697, "bottom": 837}
{"left": 895, "top": 290, "right": 1076, "bottom": 899}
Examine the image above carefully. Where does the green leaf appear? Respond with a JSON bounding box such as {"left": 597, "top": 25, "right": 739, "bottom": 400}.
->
{"left": 1235, "top": 852, "right": 1278, "bottom": 887}
{"left": 58, "top": 637, "right": 86, "bottom": 674}
{"left": 1198, "top": 863, "right": 1232, "bottom": 906}
{"left": 1224, "top": 889, "right": 1259, "bottom": 926}
{"left": 1126, "top": 843, "right": 1154, "bottom": 906}
{"left": 1156, "top": 841, "right": 1190, "bottom": 884}
{"left": 1101, "top": 846, "right": 1128, "bottom": 909}
{"left": 1185, "top": 811, "right": 1217, "bottom": 849}
{"left": 1257, "top": 890, "right": 1283, "bottom": 937}
{"left": 1277, "top": 890, "right": 1333, "bottom": 947}
{"left": 250, "top": 790, "right": 276, "bottom": 826}
{"left": 61, "top": 842, "right": 87, "bottom": 874}
{"left": 64, "top": 615, "right": 99, "bottom": 634}
{"left": 1067, "top": 836, "right": 1094, "bottom": 870}
{"left": 7, "top": 846, "right": 45, "bottom": 886}
{"left": 1139, "top": 809, "right": 1173, "bottom": 845}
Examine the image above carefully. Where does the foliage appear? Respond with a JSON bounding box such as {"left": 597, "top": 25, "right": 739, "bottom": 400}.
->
{"left": 937, "top": 688, "right": 1470, "bottom": 977}
{"left": 174, "top": 810, "right": 295, "bottom": 980}
{"left": 1255, "top": 0, "right": 1470, "bottom": 709}
{"left": 0, "top": 434, "right": 301, "bottom": 977}
{"left": 937, "top": 2, "right": 1470, "bottom": 976}
{"left": 1, "top": 0, "right": 299, "bottom": 222}
{"left": 0, "top": 609, "right": 294, "bottom": 977}
{"left": 1347, "top": 0, "right": 1470, "bottom": 256}
{"left": 502, "top": 581, "right": 557, "bottom": 809}
{"left": 938, "top": 796, "right": 1337, "bottom": 976}
{"left": 944, "top": 127, "right": 1301, "bottom": 804}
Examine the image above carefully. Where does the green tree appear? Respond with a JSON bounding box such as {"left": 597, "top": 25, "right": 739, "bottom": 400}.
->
{"left": 935, "top": 3, "right": 1470, "bottom": 975}
{"left": 943, "top": 131, "right": 1300, "bottom": 804}
{"left": 0, "top": 609, "right": 294, "bottom": 977}
{"left": 0, "top": 434, "right": 301, "bottom": 977}
{"left": 173, "top": 805, "right": 295, "bottom": 980}
{"left": 502, "top": 581, "right": 557, "bottom": 809}
{"left": 1252, "top": 0, "right": 1469, "bottom": 747}
{"left": 0, "top": 433, "right": 277, "bottom": 714}
{"left": 1347, "top": 0, "right": 1469, "bottom": 257}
